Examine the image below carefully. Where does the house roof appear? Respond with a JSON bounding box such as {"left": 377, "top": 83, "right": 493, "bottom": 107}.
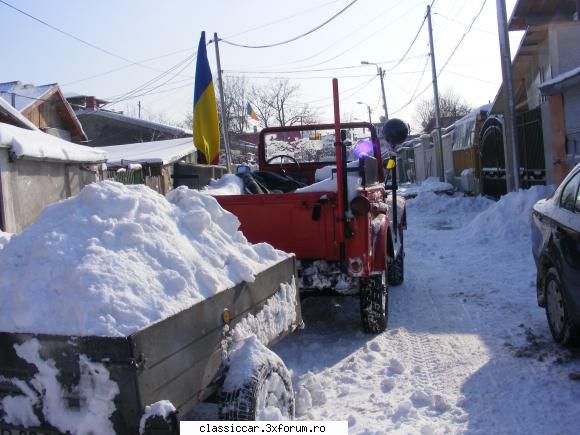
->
{"left": 0, "top": 122, "right": 106, "bottom": 163}
{"left": 490, "top": 27, "right": 548, "bottom": 113}
{"left": 0, "top": 81, "right": 55, "bottom": 112}
{"left": 100, "top": 137, "right": 195, "bottom": 166}
{"left": 0, "top": 81, "right": 87, "bottom": 142}
{"left": 509, "top": 0, "right": 577, "bottom": 31}
{"left": 0, "top": 98, "right": 40, "bottom": 131}
{"left": 76, "top": 109, "right": 192, "bottom": 137}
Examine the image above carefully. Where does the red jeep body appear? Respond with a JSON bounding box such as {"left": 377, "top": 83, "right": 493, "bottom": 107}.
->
{"left": 214, "top": 82, "right": 406, "bottom": 332}
{"left": 215, "top": 121, "right": 405, "bottom": 286}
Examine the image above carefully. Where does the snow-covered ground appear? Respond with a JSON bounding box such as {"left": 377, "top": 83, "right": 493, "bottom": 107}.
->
{"left": 269, "top": 186, "right": 580, "bottom": 434}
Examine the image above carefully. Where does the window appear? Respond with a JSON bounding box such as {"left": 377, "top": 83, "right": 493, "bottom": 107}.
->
{"left": 560, "top": 171, "right": 580, "bottom": 212}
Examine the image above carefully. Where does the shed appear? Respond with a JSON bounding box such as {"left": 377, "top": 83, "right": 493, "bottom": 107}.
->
{"left": 0, "top": 123, "right": 106, "bottom": 233}
{"left": 100, "top": 137, "right": 197, "bottom": 194}
{"left": 0, "top": 81, "right": 86, "bottom": 143}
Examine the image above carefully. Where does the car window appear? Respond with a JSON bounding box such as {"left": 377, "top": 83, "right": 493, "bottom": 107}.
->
{"left": 560, "top": 171, "right": 580, "bottom": 212}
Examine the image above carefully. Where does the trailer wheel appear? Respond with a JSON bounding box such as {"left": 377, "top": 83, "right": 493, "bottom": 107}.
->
{"left": 387, "top": 248, "right": 404, "bottom": 286}
{"left": 220, "top": 343, "right": 295, "bottom": 421}
{"left": 360, "top": 274, "right": 388, "bottom": 333}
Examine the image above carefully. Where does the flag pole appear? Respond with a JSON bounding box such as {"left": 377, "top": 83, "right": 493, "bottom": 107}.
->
{"left": 213, "top": 32, "right": 233, "bottom": 172}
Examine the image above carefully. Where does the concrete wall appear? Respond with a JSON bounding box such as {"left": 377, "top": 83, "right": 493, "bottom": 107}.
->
{"left": 0, "top": 150, "right": 98, "bottom": 232}
{"left": 550, "top": 24, "right": 580, "bottom": 78}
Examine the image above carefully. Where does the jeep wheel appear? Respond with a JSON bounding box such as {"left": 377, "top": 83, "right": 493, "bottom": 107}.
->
{"left": 220, "top": 348, "right": 295, "bottom": 420}
{"left": 387, "top": 249, "right": 404, "bottom": 286}
{"left": 545, "top": 267, "right": 579, "bottom": 347}
{"left": 360, "top": 274, "right": 388, "bottom": 334}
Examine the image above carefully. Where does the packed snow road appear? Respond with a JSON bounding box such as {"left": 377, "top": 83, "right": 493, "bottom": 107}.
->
{"left": 274, "top": 189, "right": 580, "bottom": 434}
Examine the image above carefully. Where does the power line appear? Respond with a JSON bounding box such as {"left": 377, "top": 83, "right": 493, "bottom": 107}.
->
{"left": 62, "top": 47, "right": 195, "bottom": 86}
{"left": 223, "top": 0, "right": 342, "bottom": 40}
{"left": 436, "top": 0, "right": 488, "bottom": 76}
{"left": 219, "top": 0, "right": 359, "bottom": 49}
{"left": 0, "top": 0, "right": 159, "bottom": 72}
{"left": 260, "top": 0, "right": 426, "bottom": 70}
{"left": 434, "top": 11, "right": 495, "bottom": 35}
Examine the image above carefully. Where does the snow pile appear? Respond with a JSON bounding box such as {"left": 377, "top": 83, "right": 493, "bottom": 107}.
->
{"left": 202, "top": 174, "right": 245, "bottom": 196}
{"left": 398, "top": 177, "right": 454, "bottom": 198}
{"left": 0, "top": 122, "right": 106, "bottom": 163}
{"left": 139, "top": 400, "right": 176, "bottom": 435}
{"left": 463, "top": 185, "right": 555, "bottom": 241}
{"left": 295, "top": 175, "right": 361, "bottom": 200}
{"left": 0, "top": 231, "right": 12, "bottom": 250}
{"left": 0, "top": 181, "right": 288, "bottom": 337}
{"left": 225, "top": 277, "right": 299, "bottom": 353}
{"left": 0, "top": 339, "right": 118, "bottom": 434}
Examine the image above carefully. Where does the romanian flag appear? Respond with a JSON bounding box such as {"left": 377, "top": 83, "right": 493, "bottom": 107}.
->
{"left": 193, "top": 31, "right": 220, "bottom": 165}
{"left": 246, "top": 102, "right": 259, "bottom": 122}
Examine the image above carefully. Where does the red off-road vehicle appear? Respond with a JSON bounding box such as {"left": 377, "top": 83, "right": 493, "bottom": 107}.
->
{"left": 216, "top": 80, "right": 408, "bottom": 333}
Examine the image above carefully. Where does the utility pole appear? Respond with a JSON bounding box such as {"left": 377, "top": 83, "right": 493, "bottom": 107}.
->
{"left": 361, "top": 61, "right": 389, "bottom": 120}
{"left": 138, "top": 101, "right": 141, "bottom": 119}
{"left": 496, "top": 0, "right": 520, "bottom": 191}
{"left": 427, "top": 5, "right": 445, "bottom": 182}
{"left": 378, "top": 67, "right": 389, "bottom": 120}
{"left": 213, "top": 32, "right": 233, "bottom": 172}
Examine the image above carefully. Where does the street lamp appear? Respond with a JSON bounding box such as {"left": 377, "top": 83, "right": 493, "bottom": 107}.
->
{"left": 361, "top": 60, "right": 389, "bottom": 120}
{"left": 356, "top": 101, "right": 372, "bottom": 124}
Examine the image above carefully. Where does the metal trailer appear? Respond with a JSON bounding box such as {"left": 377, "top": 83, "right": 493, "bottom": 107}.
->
{"left": 0, "top": 256, "right": 301, "bottom": 435}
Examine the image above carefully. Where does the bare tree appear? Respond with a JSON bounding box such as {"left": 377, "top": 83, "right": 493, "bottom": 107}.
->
{"left": 414, "top": 90, "right": 472, "bottom": 133}
{"left": 249, "top": 79, "right": 319, "bottom": 128}
{"left": 221, "top": 76, "right": 249, "bottom": 134}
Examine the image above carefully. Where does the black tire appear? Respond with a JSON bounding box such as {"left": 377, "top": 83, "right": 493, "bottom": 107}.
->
{"left": 220, "top": 357, "right": 295, "bottom": 420}
{"left": 387, "top": 249, "right": 404, "bottom": 286}
{"left": 545, "top": 267, "right": 580, "bottom": 347}
{"left": 360, "top": 274, "right": 388, "bottom": 334}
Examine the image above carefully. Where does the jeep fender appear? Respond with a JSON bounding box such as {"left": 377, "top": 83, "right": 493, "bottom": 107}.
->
{"left": 371, "top": 214, "right": 391, "bottom": 273}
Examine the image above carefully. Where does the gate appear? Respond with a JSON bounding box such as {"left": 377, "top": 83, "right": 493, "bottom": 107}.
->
{"left": 516, "top": 107, "right": 546, "bottom": 188}
{"left": 480, "top": 108, "right": 546, "bottom": 198}
{"left": 480, "top": 116, "right": 506, "bottom": 197}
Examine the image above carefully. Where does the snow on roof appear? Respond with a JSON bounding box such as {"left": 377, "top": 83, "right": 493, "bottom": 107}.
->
{"left": 100, "top": 137, "right": 195, "bottom": 166}
{"left": 0, "top": 181, "right": 289, "bottom": 336}
{"left": 540, "top": 66, "right": 580, "bottom": 95}
{"left": 0, "top": 82, "right": 55, "bottom": 112}
{"left": 0, "top": 98, "right": 39, "bottom": 131}
{"left": 76, "top": 109, "right": 192, "bottom": 136}
{"left": 0, "top": 122, "right": 106, "bottom": 163}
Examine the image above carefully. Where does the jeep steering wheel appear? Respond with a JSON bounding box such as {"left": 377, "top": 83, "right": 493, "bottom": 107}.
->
{"left": 266, "top": 154, "right": 301, "bottom": 172}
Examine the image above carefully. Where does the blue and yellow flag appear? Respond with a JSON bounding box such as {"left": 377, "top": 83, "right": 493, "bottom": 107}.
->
{"left": 193, "top": 31, "right": 220, "bottom": 165}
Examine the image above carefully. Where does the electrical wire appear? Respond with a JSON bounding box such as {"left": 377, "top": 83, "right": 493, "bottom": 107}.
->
{"left": 434, "top": 11, "right": 495, "bottom": 35}
{"left": 436, "top": 0, "right": 488, "bottom": 76}
{"left": 0, "top": 0, "right": 162, "bottom": 73}
{"left": 223, "top": 0, "right": 342, "bottom": 40}
{"left": 219, "top": 0, "right": 359, "bottom": 49}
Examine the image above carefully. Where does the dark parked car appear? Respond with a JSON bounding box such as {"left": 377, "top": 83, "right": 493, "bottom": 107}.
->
{"left": 532, "top": 163, "right": 580, "bottom": 346}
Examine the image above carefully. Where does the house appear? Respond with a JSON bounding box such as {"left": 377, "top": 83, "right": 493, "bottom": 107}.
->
{"left": 0, "top": 122, "right": 106, "bottom": 233}
{"left": 539, "top": 66, "right": 580, "bottom": 182}
{"left": 67, "top": 94, "right": 192, "bottom": 147}
{"left": 0, "top": 81, "right": 86, "bottom": 144}
{"left": 480, "top": 0, "right": 580, "bottom": 195}
{"left": 100, "top": 137, "right": 225, "bottom": 194}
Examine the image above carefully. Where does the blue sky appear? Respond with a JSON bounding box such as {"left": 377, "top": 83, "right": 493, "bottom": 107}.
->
{"left": 1, "top": 0, "right": 520, "bottom": 131}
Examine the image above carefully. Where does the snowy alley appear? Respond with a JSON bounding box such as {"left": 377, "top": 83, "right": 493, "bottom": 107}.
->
{"left": 271, "top": 189, "right": 580, "bottom": 434}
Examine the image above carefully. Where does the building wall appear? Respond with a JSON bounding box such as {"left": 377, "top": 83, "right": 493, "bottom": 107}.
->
{"left": 550, "top": 23, "right": 580, "bottom": 77}
{"left": 563, "top": 84, "right": 580, "bottom": 166}
{"left": 0, "top": 150, "right": 98, "bottom": 233}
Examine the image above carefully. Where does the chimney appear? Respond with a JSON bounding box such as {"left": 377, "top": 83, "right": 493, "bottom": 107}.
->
{"left": 86, "top": 96, "right": 98, "bottom": 110}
